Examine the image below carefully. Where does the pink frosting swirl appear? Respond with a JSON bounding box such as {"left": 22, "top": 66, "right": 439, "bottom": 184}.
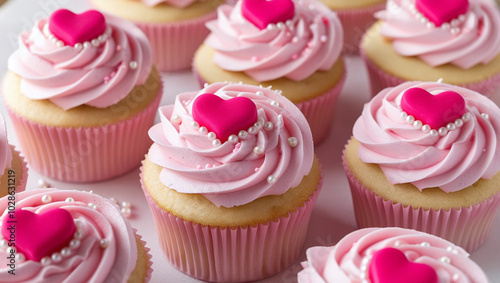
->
{"left": 298, "top": 228, "right": 488, "bottom": 283}
{"left": 377, "top": 0, "right": 500, "bottom": 68}
{"left": 8, "top": 13, "right": 152, "bottom": 110}
{"left": 141, "top": 0, "right": 197, "bottom": 8}
{"left": 352, "top": 81, "right": 500, "bottom": 192}
{"left": 0, "top": 189, "right": 138, "bottom": 282}
{"left": 148, "top": 82, "right": 314, "bottom": 207}
{"left": 0, "top": 114, "right": 12, "bottom": 176}
{"left": 204, "top": 0, "right": 343, "bottom": 82}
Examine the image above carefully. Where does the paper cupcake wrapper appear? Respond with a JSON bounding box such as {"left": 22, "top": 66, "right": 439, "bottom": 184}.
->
{"left": 336, "top": 3, "right": 386, "bottom": 54}
{"left": 193, "top": 66, "right": 346, "bottom": 145}
{"left": 140, "top": 168, "right": 323, "bottom": 282}
{"left": 135, "top": 11, "right": 217, "bottom": 72}
{"left": 12, "top": 146, "right": 28, "bottom": 193}
{"left": 342, "top": 150, "right": 500, "bottom": 252}
{"left": 133, "top": 230, "right": 153, "bottom": 283}
{"left": 360, "top": 48, "right": 500, "bottom": 97}
{"left": 6, "top": 90, "right": 162, "bottom": 183}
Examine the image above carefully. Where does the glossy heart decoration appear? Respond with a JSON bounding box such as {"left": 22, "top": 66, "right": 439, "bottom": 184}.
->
{"left": 416, "top": 0, "right": 469, "bottom": 27}
{"left": 241, "top": 0, "right": 295, "bottom": 30}
{"left": 401, "top": 87, "right": 466, "bottom": 129}
{"left": 192, "top": 93, "right": 258, "bottom": 141}
{"left": 49, "top": 9, "right": 106, "bottom": 46}
{"left": 1, "top": 208, "right": 76, "bottom": 261}
{"left": 369, "top": 248, "right": 438, "bottom": 283}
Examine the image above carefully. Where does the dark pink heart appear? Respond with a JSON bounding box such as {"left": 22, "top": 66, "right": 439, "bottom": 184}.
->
{"left": 192, "top": 93, "right": 258, "bottom": 141}
{"left": 416, "top": 0, "right": 469, "bottom": 27}
{"left": 241, "top": 0, "right": 295, "bottom": 30}
{"left": 369, "top": 248, "right": 438, "bottom": 283}
{"left": 49, "top": 9, "right": 106, "bottom": 46}
{"left": 2, "top": 208, "right": 76, "bottom": 261}
{"left": 401, "top": 87, "right": 466, "bottom": 129}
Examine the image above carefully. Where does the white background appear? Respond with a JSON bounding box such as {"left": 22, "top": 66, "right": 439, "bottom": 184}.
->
{"left": 0, "top": 0, "right": 499, "bottom": 282}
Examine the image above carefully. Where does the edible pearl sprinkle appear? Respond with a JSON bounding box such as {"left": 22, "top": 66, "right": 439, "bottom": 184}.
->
{"left": 15, "top": 253, "right": 25, "bottom": 263}
{"left": 413, "top": 120, "right": 423, "bottom": 129}
{"left": 238, "top": 130, "right": 248, "bottom": 140}
{"left": 61, "top": 247, "right": 71, "bottom": 257}
{"left": 438, "top": 127, "right": 448, "bottom": 136}
{"left": 430, "top": 129, "right": 438, "bottom": 137}
{"left": 207, "top": 132, "right": 216, "bottom": 141}
{"left": 270, "top": 101, "right": 280, "bottom": 107}
{"left": 37, "top": 179, "right": 51, "bottom": 188}
{"left": 121, "top": 207, "right": 132, "bottom": 218}
{"left": 287, "top": 137, "right": 298, "bottom": 147}
{"left": 171, "top": 115, "right": 181, "bottom": 124}
{"left": 248, "top": 126, "right": 258, "bottom": 135}
{"left": 70, "top": 239, "right": 81, "bottom": 249}
{"left": 400, "top": 111, "right": 470, "bottom": 136}
{"left": 100, "top": 239, "right": 109, "bottom": 248}
{"left": 267, "top": 175, "right": 277, "bottom": 184}
{"left": 256, "top": 91, "right": 264, "bottom": 96}
{"left": 228, "top": 135, "right": 239, "bottom": 143}
{"left": 481, "top": 113, "right": 489, "bottom": 120}
{"left": 41, "top": 195, "right": 52, "bottom": 203}
{"left": 51, "top": 252, "right": 62, "bottom": 263}
{"left": 41, "top": 257, "right": 51, "bottom": 266}
{"left": 74, "top": 230, "right": 83, "bottom": 239}
{"left": 65, "top": 197, "right": 74, "bottom": 202}
{"left": 420, "top": 242, "right": 430, "bottom": 247}
{"left": 129, "top": 61, "right": 138, "bottom": 69}
{"left": 253, "top": 146, "right": 264, "bottom": 155}
{"left": 440, "top": 256, "right": 451, "bottom": 264}
{"left": 212, "top": 139, "right": 221, "bottom": 147}
{"left": 264, "top": 122, "right": 274, "bottom": 131}
{"left": 88, "top": 203, "right": 97, "bottom": 210}
{"left": 199, "top": 126, "right": 208, "bottom": 135}
{"left": 122, "top": 202, "right": 131, "bottom": 209}
{"left": 191, "top": 121, "right": 200, "bottom": 129}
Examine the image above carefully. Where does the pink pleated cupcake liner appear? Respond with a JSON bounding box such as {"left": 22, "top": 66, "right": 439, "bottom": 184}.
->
{"left": 193, "top": 65, "right": 346, "bottom": 145}
{"left": 360, "top": 47, "right": 500, "bottom": 97}
{"left": 6, "top": 89, "right": 162, "bottom": 183}
{"left": 135, "top": 11, "right": 217, "bottom": 72}
{"left": 140, "top": 167, "right": 323, "bottom": 282}
{"left": 133, "top": 230, "right": 153, "bottom": 283}
{"left": 335, "top": 2, "right": 386, "bottom": 55}
{"left": 342, "top": 150, "right": 500, "bottom": 252}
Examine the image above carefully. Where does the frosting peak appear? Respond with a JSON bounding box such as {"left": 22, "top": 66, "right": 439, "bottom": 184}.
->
{"left": 377, "top": 0, "right": 500, "bottom": 69}
{"left": 8, "top": 10, "right": 152, "bottom": 110}
{"left": 204, "top": 0, "right": 343, "bottom": 82}
{"left": 353, "top": 81, "right": 500, "bottom": 192}
{"left": 148, "top": 82, "right": 314, "bottom": 207}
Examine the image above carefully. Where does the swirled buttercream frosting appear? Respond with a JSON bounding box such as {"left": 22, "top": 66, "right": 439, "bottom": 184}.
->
{"left": 0, "top": 189, "right": 138, "bottom": 282}
{"left": 353, "top": 81, "right": 500, "bottom": 192}
{"left": 204, "top": 0, "right": 343, "bottom": 82}
{"left": 8, "top": 9, "right": 152, "bottom": 110}
{"left": 142, "top": 0, "right": 198, "bottom": 8}
{"left": 147, "top": 82, "right": 314, "bottom": 207}
{"left": 377, "top": 0, "right": 500, "bottom": 68}
{"left": 298, "top": 227, "right": 488, "bottom": 283}
{"left": 0, "top": 114, "right": 12, "bottom": 176}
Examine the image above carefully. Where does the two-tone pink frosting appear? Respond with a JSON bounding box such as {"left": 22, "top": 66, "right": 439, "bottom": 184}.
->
{"left": 204, "top": 0, "right": 343, "bottom": 82}
{"left": 377, "top": 0, "right": 500, "bottom": 68}
{"left": 0, "top": 189, "right": 138, "bottom": 282}
{"left": 142, "top": 0, "right": 198, "bottom": 8}
{"left": 8, "top": 11, "right": 152, "bottom": 110}
{"left": 148, "top": 82, "right": 314, "bottom": 207}
{"left": 352, "top": 81, "right": 500, "bottom": 192}
{"left": 0, "top": 114, "right": 12, "bottom": 176}
{"left": 298, "top": 227, "right": 488, "bottom": 283}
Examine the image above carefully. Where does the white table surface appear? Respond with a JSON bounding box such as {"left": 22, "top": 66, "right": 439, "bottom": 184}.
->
{"left": 0, "top": 1, "right": 499, "bottom": 282}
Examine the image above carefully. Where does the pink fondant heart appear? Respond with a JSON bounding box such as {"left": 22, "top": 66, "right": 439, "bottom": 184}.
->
{"left": 369, "top": 248, "right": 438, "bottom": 283}
{"left": 1, "top": 208, "right": 76, "bottom": 261}
{"left": 416, "top": 0, "right": 469, "bottom": 27}
{"left": 241, "top": 0, "right": 295, "bottom": 30}
{"left": 192, "top": 93, "right": 258, "bottom": 141}
{"left": 49, "top": 9, "right": 106, "bottom": 46}
{"left": 401, "top": 87, "right": 466, "bottom": 129}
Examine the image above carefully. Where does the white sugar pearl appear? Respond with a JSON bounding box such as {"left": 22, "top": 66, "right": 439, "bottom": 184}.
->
{"left": 287, "top": 137, "right": 298, "bottom": 147}
{"left": 65, "top": 197, "right": 74, "bottom": 202}
{"left": 74, "top": 230, "right": 83, "bottom": 239}
{"left": 83, "top": 41, "right": 91, "bottom": 48}
{"left": 199, "top": 126, "right": 208, "bottom": 135}
{"left": 41, "top": 257, "right": 52, "bottom": 266}
{"left": 51, "top": 252, "right": 62, "bottom": 263}
{"left": 450, "top": 28, "right": 460, "bottom": 35}
{"left": 277, "top": 22, "right": 285, "bottom": 29}
{"left": 267, "top": 23, "right": 275, "bottom": 30}
{"left": 0, "top": 240, "right": 7, "bottom": 248}
{"left": 38, "top": 179, "right": 51, "bottom": 188}
{"left": 74, "top": 43, "right": 83, "bottom": 50}
{"left": 207, "top": 132, "right": 216, "bottom": 141}
{"left": 70, "top": 239, "right": 81, "bottom": 249}
{"left": 121, "top": 202, "right": 131, "bottom": 209}
{"left": 212, "top": 139, "right": 221, "bottom": 147}
{"left": 481, "top": 113, "right": 489, "bottom": 120}
{"left": 438, "top": 127, "right": 448, "bottom": 136}
{"left": 248, "top": 126, "right": 258, "bottom": 135}
{"left": 228, "top": 135, "right": 239, "bottom": 143}
{"left": 121, "top": 207, "right": 132, "bottom": 218}
{"left": 422, "top": 124, "right": 431, "bottom": 133}
{"left": 6, "top": 247, "right": 15, "bottom": 254}
{"left": 191, "top": 121, "right": 200, "bottom": 129}
{"left": 420, "top": 242, "right": 430, "bottom": 247}
{"left": 440, "top": 256, "right": 451, "bottom": 264}
{"left": 413, "top": 120, "right": 423, "bottom": 129}
{"left": 56, "top": 40, "right": 64, "bottom": 47}
{"left": 91, "top": 39, "right": 100, "bottom": 46}
{"left": 256, "top": 91, "right": 264, "bottom": 96}
{"left": 454, "top": 119, "right": 464, "bottom": 127}
{"left": 462, "top": 113, "right": 471, "bottom": 122}
{"left": 61, "top": 247, "right": 71, "bottom": 257}
{"left": 264, "top": 122, "right": 274, "bottom": 131}
{"left": 15, "top": 253, "right": 25, "bottom": 263}
{"left": 238, "top": 130, "right": 248, "bottom": 140}
{"left": 400, "top": 112, "right": 408, "bottom": 119}
{"left": 405, "top": 115, "right": 415, "bottom": 125}
{"left": 447, "top": 123, "right": 456, "bottom": 131}
{"left": 129, "top": 61, "right": 138, "bottom": 70}
{"left": 171, "top": 115, "right": 181, "bottom": 124}
{"left": 88, "top": 203, "right": 97, "bottom": 210}
{"left": 267, "top": 175, "right": 277, "bottom": 184}
{"left": 100, "top": 239, "right": 109, "bottom": 248}
{"left": 430, "top": 129, "right": 438, "bottom": 136}
{"left": 253, "top": 146, "right": 264, "bottom": 155}
{"left": 41, "top": 195, "right": 52, "bottom": 203}
{"left": 271, "top": 101, "right": 280, "bottom": 107}
{"left": 442, "top": 23, "right": 450, "bottom": 30}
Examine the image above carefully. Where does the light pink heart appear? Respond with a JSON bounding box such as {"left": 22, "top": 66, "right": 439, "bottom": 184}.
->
{"left": 192, "top": 93, "right": 258, "bottom": 141}
{"left": 241, "top": 0, "right": 295, "bottom": 30}
{"left": 369, "top": 247, "right": 438, "bottom": 283}
{"left": 2, "top": 208, "right": 76, "bottom": 261}
{"left": 401, "top": 87, "right": 466, "bottom": 129}
{"left": 49, "top": 9, "right": 106, "bottom": 46}
{"left": 416, "top": 0, "right": 469, "bottom": 27}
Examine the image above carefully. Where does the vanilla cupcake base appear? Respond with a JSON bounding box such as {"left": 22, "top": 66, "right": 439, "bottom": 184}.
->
{"left": 193, "top": 44, "right": 346, "bottom": 144}
{"left": 361, "top": 22, "right": 500, "bottom": 97}
{"left": 3, "top": 70, "right": 162, "bottom": 182}
{"left": 343, "top": 138, "right": 500, "bottom": 252}
{"left": 141, "top": 156, "right": 322, "bottom": 282}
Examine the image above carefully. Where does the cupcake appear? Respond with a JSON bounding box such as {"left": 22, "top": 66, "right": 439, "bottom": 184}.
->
{"left": 90, "top": 0, "right": 224, "bottom": 71}
{"left": 0, "top": 113, "right": 27, "bottom": 196}
{"left": 298, "top": 227, "right": 489, "bottom": 282}
{"left": 320, "top": 0, "right": 386, "bottom": 54}
{"left": 3, "top": 9, "right": 162, "bottom": 182}
{"left": 361, "top": 0, "right": 500, "bottom": 97}
{"left": 141, "top": 82, "right": 322, "bottom": 282}
{"left": 193, "top": 0, "right": 346, "bottom": 144}
{"left": 343, "top": 81, "right": 500, "bottom": 252}
{"left": 0, "top": 188, "right": 152, "bottom": 282}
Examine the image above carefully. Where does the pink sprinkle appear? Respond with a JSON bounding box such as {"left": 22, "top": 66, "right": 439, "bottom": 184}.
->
{"left": 322, "top": 16, "right": 329, "bottom": 25}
